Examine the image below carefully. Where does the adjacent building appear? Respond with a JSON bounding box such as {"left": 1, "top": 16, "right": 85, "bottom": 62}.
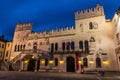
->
{"left": 9, "top": 4, "right": 120, "bottom": 72}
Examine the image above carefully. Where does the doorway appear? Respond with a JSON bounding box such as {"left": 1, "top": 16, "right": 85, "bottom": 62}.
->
{"left": 66, "top": 56, "right": 75, "bottom": 72}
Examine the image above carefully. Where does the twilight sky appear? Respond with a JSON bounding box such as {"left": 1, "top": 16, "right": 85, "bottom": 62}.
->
{"left": 0, "top": 0, "right": 120, "bottom": 40}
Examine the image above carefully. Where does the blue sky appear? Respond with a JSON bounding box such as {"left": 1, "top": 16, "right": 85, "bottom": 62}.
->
{"left": 0, "top": 0, "right": 120, "bottom": 40}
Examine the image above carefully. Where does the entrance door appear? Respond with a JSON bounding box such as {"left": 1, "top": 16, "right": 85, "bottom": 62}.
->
{"left": 66, "top": 56, "right": 75, "bottom": 72}
{"left": 27, "top": 59, "right": 36, "bottom": 71}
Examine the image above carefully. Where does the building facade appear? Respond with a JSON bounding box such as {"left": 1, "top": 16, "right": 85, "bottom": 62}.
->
{"left": 10, "top": 4, "right": 119, "bottom": 72}
{"left": 4, "top": 41, "right": 12, "bottom": 61}
{"left": 0, "top": 35, "right": 6, "bottom": 61}
{"left": 112, "top": 8, "right": 120, "bottom": 72}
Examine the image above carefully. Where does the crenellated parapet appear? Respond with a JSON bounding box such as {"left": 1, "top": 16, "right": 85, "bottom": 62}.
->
{"left": 15, "top": 22, "right": 32, "bottom": 31}
{"left": 27, "top": 26, "right": 75, "bottom": 40}
{"left": 75, "top": 4, "right": 104, "bottom": 20}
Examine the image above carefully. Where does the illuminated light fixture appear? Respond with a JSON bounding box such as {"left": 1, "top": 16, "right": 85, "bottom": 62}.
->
{"left": 78, "top": 60, "right": 82, "bottom": 64}
{"left": 32, "top": 56, "right": 34, "bottom": 59}
{"left": 103, "top": 60, "right": 109, "bottom": 65}
{"left": 24, "top": 60, "right": 28, "bottom": 64}
{"left": 41, "top": 60, "right": 45, "bottom": 64}
{"left": 49, "top": 60, "right": 54, "bottom": 64}
{"left": 59, "top": 60, "right": 64, "bottom": 64}
{"left": 89, "top": 61, "right": 94, "bottom": 64}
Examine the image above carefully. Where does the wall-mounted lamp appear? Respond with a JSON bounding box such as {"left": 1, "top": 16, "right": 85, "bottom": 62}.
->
{"left": 59, "top": 60, "right": 64, "bottom": 64}
{"left": 41, "top": 59, "right": 45, "bottom": 64}
{"left": 49, "top": 60, "right": 54, "bottom": 64}
{"left": 103, "top": 60, "right": 109, "bottom": 65}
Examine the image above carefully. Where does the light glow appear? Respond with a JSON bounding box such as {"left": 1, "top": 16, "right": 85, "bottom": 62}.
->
{"left": 59, "top": 60, "right": 64, "bottom": 64}
{"left": 49, "top": 60, "right": 54, "bottom": 64}
{"left": 89, "top": 61, "right": 94, "bottom": 64}
{"left": 41, "top": 60, "right": 45, "bottom": 64}
{"left": 103, "top": 60, "right": 109, "bottom": 65}
{"left": 24, "top": 60, "right": 28, "bottom": 64}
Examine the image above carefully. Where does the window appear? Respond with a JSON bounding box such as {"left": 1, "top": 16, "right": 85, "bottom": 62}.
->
{"left": 8, "top": 44, "right": 10, "bottom": 47}
{"left": 20, "top": 45, "right": 22, "bottom": 51}
{"left": 62, "top": 42, "right": 65, "bottom": 51}
{"left": 23, "top": 44, "right": 26, "bottom": 50}
{"left": 55, "top": 58, "right": 58, "bottom": 66}
{"left": 79, "top": 41, "right": 83, "bottom": 50}
{"left": 80, "top": 24, "right": 83, "bottom": 32}
{"left": 66, "top": 42, "right": 70, "bottom": 51}
{"left": 14, "top": 45, "right": 17, "bottom": 52}
{"left": 89, "top": 22, "right": 93, "bottom": 29}
{"left": 71, "top": 41, "right": 75, "bottom": 50}
{"left": 45, "top": 59, "right": 48, "bottom": 66}
{"left": 33, "top": 43, "right": 37, "bottom": 53}
{"left": 6, "top": 51, "right": 9, "bottom": 57}
{"left": 83, "top": 58, "right": 88, "bottom": 67}
{"left": 17, "top": 45, "right": 20, "bottom": 51}
{"left": 84, "top": 40, "right": 89, "bottom": 53}
{"left": 51, "top": 43, "right": 54, "bottom": 52}
{"left": 55, "top": 43, "right": 58, "bottom": 51}
{"left": 96, "top": 57, "right": 101, "bottom": 68}
{"left": 2, "top": 44, "right": 4, "bottom": 48}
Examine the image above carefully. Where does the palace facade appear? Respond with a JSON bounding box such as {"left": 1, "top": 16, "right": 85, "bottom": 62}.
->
{"left": 9, "top": 4, "right": 120, "bottom": 72}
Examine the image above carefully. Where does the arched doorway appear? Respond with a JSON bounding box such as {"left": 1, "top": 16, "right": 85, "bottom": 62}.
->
{"left": 27, "top": 58, "right": 36, "bottom": 71}
{"left": 66, "top": 56, "right": 75, "bottom": 72}
{"left": 96, "top": 57, "right": 101, "bottom": 68}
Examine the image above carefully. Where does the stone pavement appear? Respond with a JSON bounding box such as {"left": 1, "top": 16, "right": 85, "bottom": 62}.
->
{"left": 0, "top": 71, "right": 119, "bottom": 80}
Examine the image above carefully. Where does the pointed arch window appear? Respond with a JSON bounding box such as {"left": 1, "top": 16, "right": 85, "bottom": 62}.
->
{"left": 66, "top": 42, "right": 70, "bottom": 51}
{"left": 71, "top": 41, "right": 75, "bottom": 50}
{"left": 33, "top": 43, "right": 37, "bottom": 53}
{"left": 84, "top": 40, "right": 89, "bottom": 53}
{"left": 62, "top": 42, "right": 65, "bottom": 51}
{"left": 17, "top": 45, "right": 20, "bottom": 51}
{"left": 20, "top": 45, "right": 22, "bottom": 51}
{"left": 83, "top": 58, "right": 88, "bottom": 67}
{"left": 79, "top": 41, "right": 83, "bottom": 50}
{"left": 51, "top": 43, "right": 54, "bottom": 52}
{"left": 96, "top": 57, "right": 101, "bottom": 68}
{"left": 89, "top": 22, "right": 93, "bottom": 29}
{"left": 14, "top": 45, "right": 17, "bottom": 52}
{"left": 55, "top": 43, "right": 58, "bottom": 51}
